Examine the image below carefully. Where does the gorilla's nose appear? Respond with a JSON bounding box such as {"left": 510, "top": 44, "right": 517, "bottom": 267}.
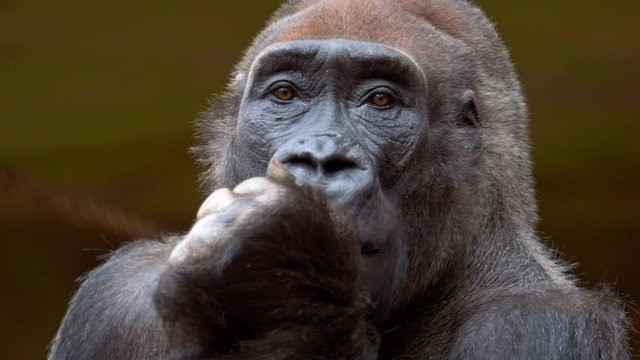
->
{"left": 273, "top": 134, "right": 374, "bottom": 205}
{"left": 277, "top": 135, "right": 363, "bottom": 180}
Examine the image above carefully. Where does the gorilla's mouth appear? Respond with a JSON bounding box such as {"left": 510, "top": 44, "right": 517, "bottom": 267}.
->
{"left": 360, "top": 243, "right": 382, "bottom": 256}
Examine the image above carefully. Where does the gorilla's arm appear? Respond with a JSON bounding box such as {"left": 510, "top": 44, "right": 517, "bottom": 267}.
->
{"left": 449, "top": 291, "right": 628, "bottom": 359}
{"left": 49, "top": 170, "right": 379, "bottom": 360}
{"left": 48, "top": 240, "right": 173, "bottom": 359}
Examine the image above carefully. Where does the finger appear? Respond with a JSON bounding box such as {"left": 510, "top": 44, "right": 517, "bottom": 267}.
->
{"left": 233, "top": 177, "right": 271, "bottom": 196}
{"left": 266, "top": 159, "right": 299, "bottom": 187}
{"left": 169, "top": 216, "right": 229, "bottom": 265}
{"left": 197, "top": 188, "right": 234, "bottom": 220}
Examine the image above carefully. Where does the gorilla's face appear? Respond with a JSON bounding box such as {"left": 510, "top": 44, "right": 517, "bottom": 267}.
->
{"left": 229, "top": 40, "right": 429, "bottom": 310}
{"left": 200, "top": 23, "right": 485, "bottom": 314}
{"left": 236, "top": 40, "right": 427, "bottom": 195}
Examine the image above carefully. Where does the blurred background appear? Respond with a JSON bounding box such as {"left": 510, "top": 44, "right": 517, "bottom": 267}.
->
{"left": 1, "top": 0, "right": 638, "bottom": 358}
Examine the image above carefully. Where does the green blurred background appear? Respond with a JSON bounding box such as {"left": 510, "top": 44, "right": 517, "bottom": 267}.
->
{"left": 1, "top": 1, "right": 638, "bottom": 358}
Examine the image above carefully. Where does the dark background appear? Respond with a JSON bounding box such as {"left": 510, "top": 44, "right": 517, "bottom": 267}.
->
{"left": 1, "top": 1, "right": 638, "bottom": 358}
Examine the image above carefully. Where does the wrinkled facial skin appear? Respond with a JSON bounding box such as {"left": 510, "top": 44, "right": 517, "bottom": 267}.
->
{"left": 238, "top": 40, "right": 427, "bottom": 191}
{"left": 230, "top": 40, "right": 428, "bottom": 312}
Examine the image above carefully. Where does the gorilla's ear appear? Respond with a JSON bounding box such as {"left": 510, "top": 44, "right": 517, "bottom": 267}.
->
{"left": 457, "top": 89, "right": 480, "bottom": 128}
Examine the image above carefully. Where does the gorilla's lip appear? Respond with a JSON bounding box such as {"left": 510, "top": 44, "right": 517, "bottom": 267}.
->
{"left": 360, "top": 243, "right": 382, "bottom": 256}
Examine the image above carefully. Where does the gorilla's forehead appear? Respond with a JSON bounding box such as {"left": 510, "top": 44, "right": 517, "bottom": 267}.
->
{"left": 275, "top": 0, "right": 466, "bottom": 48}
{"left": 255, "top": 0, "right": 477, "bottom": 88}
{"left": 248, "top": 40, "right": 426, "bottom": 88}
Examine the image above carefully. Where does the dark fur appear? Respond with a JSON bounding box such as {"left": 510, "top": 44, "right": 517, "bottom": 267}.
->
{"left": 49, "top": 1, "right": 629, "bottom": 359}
{"left": 154, "top": 176, "right": 378, "bottom": 359}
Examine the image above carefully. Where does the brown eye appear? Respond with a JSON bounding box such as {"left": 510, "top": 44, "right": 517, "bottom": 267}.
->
{"left": 271, "top": 86, "right": 295, "bottom": 101}
{"left": 370, "top": 92, "right": 394, "bottom": 108}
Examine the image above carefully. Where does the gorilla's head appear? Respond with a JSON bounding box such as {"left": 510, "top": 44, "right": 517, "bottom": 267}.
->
{"left": 196, "top": 0, "right": 534, "bottom": 317}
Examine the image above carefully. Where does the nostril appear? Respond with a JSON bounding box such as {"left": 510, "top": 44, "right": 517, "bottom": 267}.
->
{"left": 283, "top": 155, "right": 359, "bottom": 177}
{"left": 286, "top": 156, "right": 318, "bottom": 172}
{"left": 323, "top": 158, "right": 358, "bottom": 175}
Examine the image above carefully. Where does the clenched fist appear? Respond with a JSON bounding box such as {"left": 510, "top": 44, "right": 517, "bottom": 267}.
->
{"left": 153, "top": 161, "right": 378, "bottom": 359}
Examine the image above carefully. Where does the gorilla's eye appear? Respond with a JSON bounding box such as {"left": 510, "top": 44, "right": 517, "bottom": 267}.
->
{"left": 270, "top": 85, "right": 296, "bottom": 102}
{"left": 368, "top": 92, "right": 395, "bottom": 108}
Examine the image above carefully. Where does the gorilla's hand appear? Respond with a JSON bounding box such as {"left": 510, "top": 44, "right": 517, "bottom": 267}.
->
{"left": 154, "top": 161, "right": 378, "bottom": 359}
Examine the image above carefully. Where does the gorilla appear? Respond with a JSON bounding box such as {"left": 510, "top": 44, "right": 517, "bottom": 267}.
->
{"left": 49, "top": 0, "right": 629, "bottom": 359}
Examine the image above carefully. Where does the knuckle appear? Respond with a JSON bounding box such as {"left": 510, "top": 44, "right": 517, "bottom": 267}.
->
{"left": 233, "top": 177, "right": 273, "bottom": 195}
{"left": 197, "top": 188, "right": 235, "bottom": 219}
{"left": 169, "top": 217, "right": 229, "bottom": 265}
